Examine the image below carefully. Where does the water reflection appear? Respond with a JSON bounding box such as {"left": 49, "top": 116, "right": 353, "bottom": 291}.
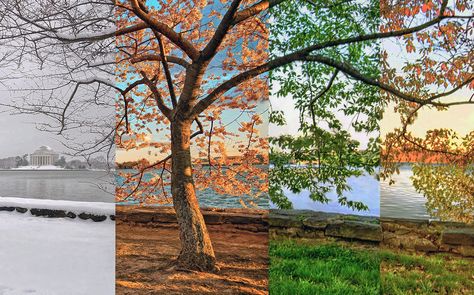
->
{"left": 270, "top": 173, "right": 380, "bottom": 216}
{"left": 381, "top": 166, "right": 431, "bottom": 220}
{"left": 270, "top": 166, "right": 433, "bottom": 220}
{"left": 0, "top": 170, "right": 114, "bottom": 202}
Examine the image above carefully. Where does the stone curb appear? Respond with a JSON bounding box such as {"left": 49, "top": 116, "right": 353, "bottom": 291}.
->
{"left": 0, "top": 206, "right": 113, "bottom": 222}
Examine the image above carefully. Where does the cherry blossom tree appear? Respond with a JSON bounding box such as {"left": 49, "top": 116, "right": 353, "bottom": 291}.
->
{"left": 1, "top": 0, "right": 472, "bottom": 272}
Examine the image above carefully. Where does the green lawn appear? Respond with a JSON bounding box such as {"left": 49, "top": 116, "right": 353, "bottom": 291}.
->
{"left": 270, "top": 241, "right": 381, "bottom": 295}
{"left": 270, "top": 240, "right": 474, "bottom": 295}
{"left": 380, "top": 250, "right": 474, "bottom": 294}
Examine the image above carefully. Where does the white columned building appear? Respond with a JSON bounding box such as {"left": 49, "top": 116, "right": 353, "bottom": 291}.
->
{"left": 30, "top": 146, "right": 60, "bottom": 166}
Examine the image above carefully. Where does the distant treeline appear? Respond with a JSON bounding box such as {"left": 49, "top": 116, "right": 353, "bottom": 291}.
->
{"left": 117, "top": 155, "right": 267, "bottom": 170}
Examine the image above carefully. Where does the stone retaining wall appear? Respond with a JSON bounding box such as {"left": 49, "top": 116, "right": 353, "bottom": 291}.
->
{"left": 269, "top": 210, "right": 381, "bottom": 242}
{"left": 381, "top": 217, "right": 474, "bottom": 257}
{"left": 117, "top": 206, "right": 268, "bottom": 232}
{"left": 270, "top": 209, "right": 474, "bottom": 257}
{"left": 0, "top": 205, "right": 114, "bottom": 222}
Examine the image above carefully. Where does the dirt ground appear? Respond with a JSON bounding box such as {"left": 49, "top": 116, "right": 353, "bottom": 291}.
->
{"left": 116, "top": 223, "right": 268, "bottom": 294}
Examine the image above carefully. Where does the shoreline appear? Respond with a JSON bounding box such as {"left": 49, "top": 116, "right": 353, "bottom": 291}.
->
{"left": 270, "top": 209, "right": 474, "bottom": 257}
{"left": 0, "top": 197, "right": 115, "bottom": 222}
{"left": 0, "top": 168, "right": 112, "bottom": 172}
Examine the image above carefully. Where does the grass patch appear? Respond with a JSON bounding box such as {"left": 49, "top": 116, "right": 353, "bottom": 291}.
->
{"left": 270, "top": 240, "right": 380, "bottom": 295}
{"left": 380, "top": 250, "right": 474, "bottom": 294}
{"left": 270, "top": 240, "right": 474, "bottom": 295}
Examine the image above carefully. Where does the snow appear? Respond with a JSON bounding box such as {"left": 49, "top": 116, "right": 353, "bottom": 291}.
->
{"left": 54, "top": 27, "right": 116, "bottom": 42}
{"left": 13, "top": 165, "right": 64, "bottom": 170}
{"left": 0, "top": 197, "right": 114, "bottom": 216}
{"left": 0, "top": 213, "right": 114, "bottom": 294}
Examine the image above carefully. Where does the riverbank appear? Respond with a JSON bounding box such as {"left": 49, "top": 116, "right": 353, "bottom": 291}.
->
{"left": 116, "top": 206, "right": 268, "bottom": 294}
{"left": 269, "top": 209, "right": 474, "bottom": 294}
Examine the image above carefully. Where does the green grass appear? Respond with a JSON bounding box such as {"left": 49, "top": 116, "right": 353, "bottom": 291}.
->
{"left": 380, "top": 250, "right": 474, "bottom": 294}
{"left": 270, "top": 240, "right": 474, "bottom": 295}
{"left": 270, "top": 241, "right": 381, "bottom": 295}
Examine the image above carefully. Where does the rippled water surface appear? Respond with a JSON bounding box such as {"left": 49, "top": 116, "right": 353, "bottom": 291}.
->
{"left": 117, "top": 169, "right": 269, "bottom": 209}
{"left": 0, "top": 170, "right": 114, "bottom": 203}
{"left": 0, "top": 167, "right": 433, "bottom": 216}
{"left": 381, "top": 166, "right": 430, "bottom": 220}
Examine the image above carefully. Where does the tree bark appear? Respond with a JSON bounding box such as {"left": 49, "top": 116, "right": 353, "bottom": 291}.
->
{"left": 170, "top": 119, "right": 217, "bottom": 271}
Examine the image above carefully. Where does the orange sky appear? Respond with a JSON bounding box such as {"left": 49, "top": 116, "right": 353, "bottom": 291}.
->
{"left": 381, "top": 88, "right": 474, "bottom": 139}
{"left": 380, "top": 33, "right": 473, "bottom": 140}
{"left": 116, "top": 105, "right": 269, "bottom": 163}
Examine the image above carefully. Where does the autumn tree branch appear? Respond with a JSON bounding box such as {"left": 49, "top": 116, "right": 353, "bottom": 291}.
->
{"left": 232, "top": 0, "right": 285, "bottom": 25}
{"left": 192, "top": 0, "right": 471, "bottom": 117}
{"left": 153, "top": 30, "right": 178, "bottom": 107}
{"left": 201, "top": 0, "right": 243, "bottom": 59}
{"left": 129, "top": 0, "right": 200, "bottom": 60}
{"left": 139, "top": 71, "right": 173, "bottom": 119}
{"left": 130, "top": 54, "right": 190, "bottom": 68}
{"left": 304, "top": 54, "right": 474, "bottom": 107}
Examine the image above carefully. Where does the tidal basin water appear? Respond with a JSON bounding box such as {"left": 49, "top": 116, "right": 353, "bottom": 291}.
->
{"left": 270, "top": 173, "right": 380, "bottom": 217}
{"left": 0, "top": 170, "right": 114, "bottom": 203}
{"left": 271, "top": 166, "right": 431, "bottom": 220}
{"left": 117, "top": 169, "right": 269, "bottom": 209}
{"left": 0, "top": 167, "right": 432, "bottom": 216}
{"left": 381, "top": 165, "right": 431, "bottom": 220}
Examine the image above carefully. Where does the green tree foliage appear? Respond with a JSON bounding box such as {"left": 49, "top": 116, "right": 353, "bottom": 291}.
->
{"left": 270, "top": 0, "right": 473, "bottom": 223}
{"left": 270, "top": 0, "right": 381, "bottom": 209}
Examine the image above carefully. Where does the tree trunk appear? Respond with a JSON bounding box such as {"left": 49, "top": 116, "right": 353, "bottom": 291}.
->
{"left": 170, "top": 119, "right": 217, "bottom": 272}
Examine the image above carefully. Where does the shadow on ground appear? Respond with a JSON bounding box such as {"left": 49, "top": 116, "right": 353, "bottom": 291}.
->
{"left": 116, "top": 223, "right": 268, "bottom": 294}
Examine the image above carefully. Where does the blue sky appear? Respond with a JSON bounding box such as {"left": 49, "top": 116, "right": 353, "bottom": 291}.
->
{"left": 117, "top": 0, "right": 269, "bottom": 162}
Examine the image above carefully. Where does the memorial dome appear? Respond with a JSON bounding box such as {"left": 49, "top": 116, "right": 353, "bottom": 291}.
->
{"left": 30, "top": 146, "right": 60, "bottom": 166}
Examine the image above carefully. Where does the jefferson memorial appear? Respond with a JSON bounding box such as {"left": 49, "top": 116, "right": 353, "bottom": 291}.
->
{"left": 30, "top": 146, "right": 60, "bottom": 166}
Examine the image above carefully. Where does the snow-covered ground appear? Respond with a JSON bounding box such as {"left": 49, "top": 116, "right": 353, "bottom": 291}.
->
{"left": 0, "top": 197, "right": 114, "bottom": 216}
{"left": 0, "top": 211, "right": 114, "bottom": 294}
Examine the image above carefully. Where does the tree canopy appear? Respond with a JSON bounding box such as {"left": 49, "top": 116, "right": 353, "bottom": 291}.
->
{"left": 269, "top": 0, "right": 473, "bottom": 222}
{"left": 270, "top": 0, "right": 381, "bottom": 210}
{"left": 114, "top": 0, "right": 270, "bottom": 205}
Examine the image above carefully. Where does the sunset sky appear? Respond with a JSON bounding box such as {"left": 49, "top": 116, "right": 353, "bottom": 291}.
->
{"left": 380, "top": 37, "right": 474, "bottom": 139}
{"left": 116, "top": 102, "right": 269, "bottom": 163}
{"left": 381, "top": 89, "right": 474, "bottom": 139}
